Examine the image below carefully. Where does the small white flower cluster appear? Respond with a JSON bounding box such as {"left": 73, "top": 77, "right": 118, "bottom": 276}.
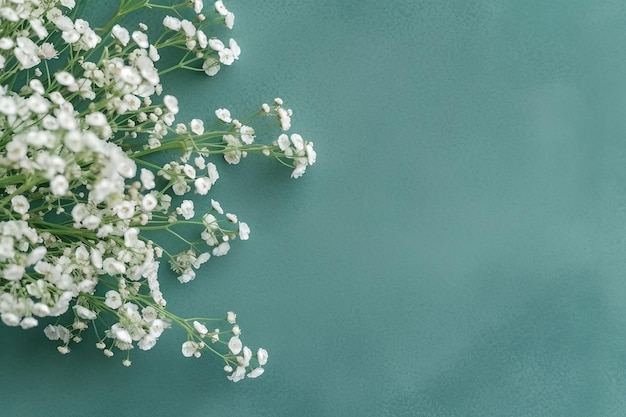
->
{"left": 261, "top": 99, "right": 317, "bottom": 178}
{"left": 0, "top": 0, "right": 316, "bottom": 382}
{"left": 181, "top": 311, "right": 267, "bottom": 381}
{"left": 160, "top": 0, "right": 238, "bottom": 77}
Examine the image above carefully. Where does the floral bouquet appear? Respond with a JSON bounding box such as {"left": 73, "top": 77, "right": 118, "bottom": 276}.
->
{"left": 0, "top": 0, "right": 315, "bottom": 382}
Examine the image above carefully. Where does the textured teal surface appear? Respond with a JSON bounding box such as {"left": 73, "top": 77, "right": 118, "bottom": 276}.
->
{"left": 4, "top": 1, "right": 626, "bottom": 416}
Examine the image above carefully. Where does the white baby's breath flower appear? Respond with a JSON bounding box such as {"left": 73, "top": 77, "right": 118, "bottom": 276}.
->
{"left": 227, "top": 366, "right": 246, "bottom": 382}
{"left": 190, "top": 118, "right": 204, "bottom": 135}
{"left": 163, "top": 95, "right": 179, "bottom": 114}
{"left": 202, "top": 57, "right": 220, "bottom": 76}
{"left": 193, "top": 321, "right": 208, "bottom": 336}
{"left": 192, "top": 252, "right": 211, "bottom": 269}
{"left": 197, "top": 31, "right": 208, "bottom": 49}
{"left": 307, "top": 143, "right": 317, "bottom": 165}
{"left": 257, "top": 348, "right": 268, "bottom": 366}
{"left": 105, "top": 291, "right": 123, "bottom": 309}
{"left": 30, "top": 19, "right": 49, "bottom": 40}
{"left": 85, "top": 111, "right": 107, "bottom": 127}
{"left": 150, "top": 319, "right": 166, "bottom": 338}
{"left": 277, "top": 107, "right": 291, "bottom": 130}
{"left": 114, "top": 201, "right": 135, "bottom": 220}
{"left": 74, "top": 305, "right": 97, "bottom": 320}
{"left": 181, "top": 19, "right": 196, "bottom": 37}
{"left": 140, "top": 168, "right": 156, "bottom": 190}
{"left": 0, "top": 37, "right": 13, "bottom": 50}
{"left": 124, "top": 227, "right": 139, "bottom": 247}
{"left": 163, "top": 15, "right": 182, "bottom": 31}
{"left": 141, "top": 194, "right": 158, "bottom": 211}
{"left": 194, "top": 177, "right": 212, "bottom": 195}
{"left": 218, "top": 48, "right": 235, "bottom": 65}
{"left": 178, "top": 270, "right": 196, "bottom": 283}
{"left": 15, "top": 37, "right": 40, "bottom": 69}
{"left": 177, "top": 200, "right": 195, "bottom": 220}
{"left": 192, "top": 0, "right": 204, "bottom": 14}
{"left": 225, "top": 12, "right": 235, "bottom": 29}
{"left": 132, "top": 31, "right": 149, "bottom": 48}
{"left": 20, "top": 317, "right": 38, "bottom": 330}
{"left": 211, "top": 199, "right": 224, "bottom": 214}
{"left": 112, "top": 25, "right": 130, "bottom": 46}
{"left": 212, "top": 241, "right": 230, "bottom": 256}
{"left": 55, "top": 71, "right": 76, "bottom": 87}
{"left": 38, "top": 42, "right": 58, "bottom": 60}
{"left": 3, "top": 264, "right": 25, "bottom": 281}
{"left": 215, "top": 1, "right": 228, "bottom": 15}
{"left": 183, "top": 164, "right": 196, "bottom": 179}
{"left": 247, "top": 367, "right": 265, "bottom": 378}
{"left": 60, "top": 0, "right": 76, "bottom": 9}
{"left": 142, "top": 306, "right": 157, "bottom": 322}
{"left": 228, "top": 336, "right": 242, "bottom": 355}
{"left": 103, "top": 258, "right": 126, "bottom": 275}
{"left": 240, "top": 125, "right": 255, "bottom": 144}
{"left": 10, "top": 195, "right": 29, "bottom": 215}
{"left": 182, "top": 341, "right": 198, "bottom": 357}
{"left": 50, "top": 175, "right": 69, "bottom": 196}
{"left": 215, "top": 108, "right": 231, "bottom": 123}
{"left": 291, "top": 165, "right": 307, "bottom": 179}
{"left": 207, "top": 162, "right": 220, "bottom": 184}
{"left": 44, "top": 325, "right": 70, "bottom": 343}
{"left": 227, "top": 311, "right": 236, "bottom": 324}
{"left": 112, "top": 324, "right": 133, "bottom": 344}
{"left": 238, "top": 222, "right": 250, "bottom": 240}
{"left": 138, "top": 335, "right": 157, "bottom": 351}
{"left": 229, "top": 39, "right": 240, "bottom": 59}
{"left": 172, "top": 181, "right": 189, "bottom": 195}
{"left": 277, "top": 134, "right": 290, "bottom": 151}
{"left": 62, "top": 30, "right": 80, "bottom": 44}
{"left": 208, "top": 38, "right": 224, "bottom": 51}
{"left": 149, "top": 44, "right": 160, "bottom": 61}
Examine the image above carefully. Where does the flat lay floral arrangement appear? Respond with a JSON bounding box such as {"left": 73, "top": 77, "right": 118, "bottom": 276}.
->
{"left": 0, "top": 0, "right": 315, "bottom": 382}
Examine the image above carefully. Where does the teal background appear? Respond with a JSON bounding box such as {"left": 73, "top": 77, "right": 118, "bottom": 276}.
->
{"left": 4, "top": 0, "right": 626, "bottom": 415}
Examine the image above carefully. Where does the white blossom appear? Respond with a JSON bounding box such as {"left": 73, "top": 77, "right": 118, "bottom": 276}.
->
{"left": 215, "top": 0, "right": 228, "bottom": 15}
{"left": 132, "top": 31, "right": 149, "bottom": 49}
{"left": 238, "top": 222, "right": 250, "bottom": 240}
{"left": 140, "top": 168, "right": 156, "bottom": 190}
{"left": 224, "top": 12, "right": 235, "bottom": 29}
{"left": 10, "top": 195, "right": 29, "bottom": 215}
{"left": 190, "top": 118, "right": 204, "bottom": 135}
{"left": 50, "top": 175, "right": 69, "bottom": 196}
{"left": 163, "top": 16, "right": 182, "bottom": 31}
{"left": 247, "top": 367, "right": 265, "bottom": 378}
{"left": 193, "top": 321, "right": 208, "bottom": 336}
{"left": 257, "top": 348, "right": 268, "bottom": 366}
{"left": 212, "top": 241, "right": 230, "bottom": 256}
{"left": 74, "top": 305, "right": 97, "bottom": 320}
{"left": 177, "top": 200, "right": 195, "bottom": 220}
{"left": 218, "top": 48, "right": 235, "bottom": 65}
{"left": 194, "top": 177, "right": 211, "bottom": 195}
{"left": 228, "top": 336, "right": 242, "bottom": 355}
{"left": 227, "top": 366, "right": 246, "bottom": 382}
{"left": 112, "top": 25, "right": 130, "bottom": 46}
{"left": 202, "top": 57, "right": 220, "bottom": 76}
{"left": 215, "top": 108, "right": 231, "bottom": 123}
{"left": 182, "top": 341, "right": 198, "bottom": 357}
